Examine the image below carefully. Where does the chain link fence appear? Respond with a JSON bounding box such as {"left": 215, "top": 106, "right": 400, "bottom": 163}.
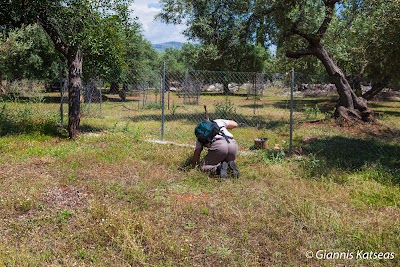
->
{"left": 0, "top": 66, "right": 369, "bottom": 148}
{"left": 5, "top": 64, "right": 396, "bottom": 150}
{"left": 0, "top": 65, "right": 340, "bottom": 149}
{"left": 77, "top": 65, "right": 339, "bottom": 148}
{"left": 93, "top": 69, "right": 290, "bottom": 142}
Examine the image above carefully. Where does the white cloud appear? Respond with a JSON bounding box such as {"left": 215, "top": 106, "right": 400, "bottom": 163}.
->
{"left": 130, "top": 0, "right": 188, "bottom": 44}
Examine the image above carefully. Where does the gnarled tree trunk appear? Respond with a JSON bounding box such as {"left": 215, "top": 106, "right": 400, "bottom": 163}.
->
{"left": 109, "top": 82, "right": 120, "bottom": 94}
{"left": 313, "top": 45, "right": 373, "bottom": 122}
{"left": 67, "top": 49, "right": 82, "bottom": 138}
{"left": 39, "top": 14, "right": 82, "bottom": 139}
{"left": 362, "top": 80, "right": 389, "bottom": 100}
{"left": 285, "top": 0, "right": 373, "bottom": 122}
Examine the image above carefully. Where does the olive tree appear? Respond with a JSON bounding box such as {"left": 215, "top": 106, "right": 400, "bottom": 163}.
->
{"left": 272, "top": 0, "right": 373, "bottom": 121}
{"left": 158, "top": 0, "right": 272, "bottom": 75}
{"left": 0, "top": 24, "right": 61, "bottom": 81}
{"left": 339, "top": 0, "right": 400, "bottom": 99}
{"left": 1, "top": 0, "right": 134, "bottom": 138}
{"left": 159, "top": 0, "right": 400, "bottom": 121}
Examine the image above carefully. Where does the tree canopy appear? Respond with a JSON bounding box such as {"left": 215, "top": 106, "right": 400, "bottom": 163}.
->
{"left": 0, "top": 0, "right": 155, "bottom": 82}
{"left": 0, "top": 24, "right": 61, "bottom": 81}
{"left": 0, "top": 0, "right": 156, "bottom": 138}
{"left": 336, "top": 0, "right": 400, "bottom": 99}
{"left": 158, "top": 0, "right": 400, "bottom": 121}
{"left": 158, "top": 0, "right": 273, "bottom": 72}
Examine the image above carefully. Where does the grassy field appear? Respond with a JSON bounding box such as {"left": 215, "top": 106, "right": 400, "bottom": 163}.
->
{"left": 0, "top": 91, "right": 399, "bottom": 266}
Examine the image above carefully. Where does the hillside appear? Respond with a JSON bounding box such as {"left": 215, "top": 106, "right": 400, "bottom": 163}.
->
{"left": 152, "top": 41, "right": 184, "bottom": 52}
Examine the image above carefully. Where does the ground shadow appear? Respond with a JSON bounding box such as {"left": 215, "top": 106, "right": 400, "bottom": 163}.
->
{"left": 79, "top": 124, "right": 108, "bottom": 133}
{"left": 0, "top": 120, "right": 63, "bottom": 137}
{"left": 301, "top": 136, "right": 400, "bottom": 185}
{"left": 272, "top": 98, "right": 337, "bottom": 113}
{"left": 126, "top": 111, "right": 273, "bottom": 128}
{"left": 179, "top": 154, "right": 193, "bottom": 172}
{"left": 374, "top": 110, "right": 400, "bottom": 118}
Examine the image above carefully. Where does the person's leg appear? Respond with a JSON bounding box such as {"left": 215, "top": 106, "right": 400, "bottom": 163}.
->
{"left": 217, "top": 161, "right": 229, "bottom": 178}
{"left": 200, "top": 139, "right": 228, "bottom": 174}
{"left": 225, "top": 139, "right": 239, "bottom": 178}
{"left": 225, "top": 139, "right": 238, "bottom": 162}
{"left": 228, "top": 161, "right": 239, "bottom": 178}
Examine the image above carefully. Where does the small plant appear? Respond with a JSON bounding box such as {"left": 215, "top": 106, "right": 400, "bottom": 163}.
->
{"left": 77, "top": 248, "right": 89, "bottom": 260}
{"left": 214, "top": 98, "right": 237, "bottom": 118}
{"left": 14, "top": 198, "right": 33, "bottom": 212}
{"left": 303, "top": 104, "right": 324, "bottom": 120}
{"left": 200, "top": 207, "right": 209, "bottom": 215}
{"left": 57, "top": 210, "right": 73, "bottom": 224}
{"left": 122, "top": 121, "right": 130, "bottom": 132}
{"left": 184, "top": 221, "right": 196, "bottom": 230}
{"left": 301, "top": 153, "right": 329, "bottom": 179}
{"left": 261, "top": 149, "right": 286, "bottom": 164}
{"left": 131, "top": 128, "right": 141, "bottom": 142}
{"left": 170, "top": 101, "right": 180, "bottom": 116}
{"left": 143, "top": 101, "right": 162, "bottom": 109}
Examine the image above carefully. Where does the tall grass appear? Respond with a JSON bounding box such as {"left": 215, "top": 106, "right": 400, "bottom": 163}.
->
{"left": 0, "top": 102, "right": 59, "bottom": 136}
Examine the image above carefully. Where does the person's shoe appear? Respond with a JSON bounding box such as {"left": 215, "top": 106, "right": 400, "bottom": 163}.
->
{"left": 218, "top": 161, "right": 229, "bottom": 178}
{"left": 228, "top": 161, "right": 239, "bottom": 178}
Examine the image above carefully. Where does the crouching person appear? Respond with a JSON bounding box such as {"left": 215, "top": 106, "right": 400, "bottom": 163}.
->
{"left": 192, "top": 119, "right": 239, "bottom": 178}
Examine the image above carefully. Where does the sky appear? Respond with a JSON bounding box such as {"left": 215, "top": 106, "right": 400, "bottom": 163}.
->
{"left": 130, "top": 0, "right": 188, "bottom": 44}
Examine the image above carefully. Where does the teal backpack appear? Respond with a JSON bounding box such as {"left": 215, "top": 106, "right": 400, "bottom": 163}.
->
{"left": 195, "top": 119, "right": 230, "bottom": 145}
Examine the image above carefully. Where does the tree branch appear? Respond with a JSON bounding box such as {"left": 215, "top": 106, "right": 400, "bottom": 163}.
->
{"left": 286, "top": 0, "right": 340, "bottom": 45}
{"left": 37, "top": 12, "right": 70, "bottom": 57}
{"left": 286, "top": 46, "right": 316, "bottom": 59}
{"left": 290, "top": 23, "right": 316, "bottom": 43}
{"left": 362, "top": 78, "right": 389, "bottom": 100}
{"left": 316, "top": 0, "right": 340, "bottom": 40}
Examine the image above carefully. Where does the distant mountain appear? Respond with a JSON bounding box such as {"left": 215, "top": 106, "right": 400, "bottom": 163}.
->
{"left": 152, "top": 41, "right": 184, "bottom": 52}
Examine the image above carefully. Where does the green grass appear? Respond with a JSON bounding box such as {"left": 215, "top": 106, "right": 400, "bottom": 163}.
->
{"left": 0, "top": 93, "right": 399, "bottom": 266}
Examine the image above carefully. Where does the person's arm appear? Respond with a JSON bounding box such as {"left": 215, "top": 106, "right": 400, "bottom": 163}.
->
{"left": 225, "top": 120, "right": 238, "bottom": 129}
{"left": 192, "top": 147, "right": 203, "bottom": 168}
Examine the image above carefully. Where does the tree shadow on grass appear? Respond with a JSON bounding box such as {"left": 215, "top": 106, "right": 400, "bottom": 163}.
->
{"left": 0, "top": 106, "right": 63, "bottom": 137}
{"left": 126, "top": 111, "right": 273, "bottom": 128}
{"left": 0, "top": 120, "right": 62, "bottom": 137}
{"left": 374, "top": 110, "right": 400, "bottom": 118}
{"left": 79, "top": 124, "right": 108, "bottom": 133}
{"left": 301, "top": 136, "right": 400, "bottom": 185}
{"left": 272, "top": 98, "right": 337, "bottom": 112}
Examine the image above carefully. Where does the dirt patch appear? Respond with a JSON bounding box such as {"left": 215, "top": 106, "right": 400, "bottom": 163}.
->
{"left": 41, "top": 184, "right": 88, "bottom": 211}
{"left": 337, "top": 121, "right": 400, "bottom": 142}
{"left": 173, "top": 192, "right": 210, "bottom": 203}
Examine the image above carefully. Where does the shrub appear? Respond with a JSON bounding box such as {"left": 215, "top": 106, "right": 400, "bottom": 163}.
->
{"left": 214, "top": 98, "right": 237, "bottom": 118}
{"left": 0, "top": 103, "right": 59, "bottom": 136}
{"left": 2, "top": 80, "right": 45, "bottom": 103}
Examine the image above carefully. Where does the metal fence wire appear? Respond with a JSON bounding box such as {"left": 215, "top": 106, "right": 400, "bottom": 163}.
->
{"left": 80, "top": 65, "right": 337, "bottom": 145}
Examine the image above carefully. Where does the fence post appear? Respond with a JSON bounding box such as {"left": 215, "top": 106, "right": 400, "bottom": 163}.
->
{"left": 161, "top": 62, "right": 166, "bottom": 141}
{"left": 59, "top": 62, "right": 64, "bottom": 127}
{"left": 99, "top": 80, "right": 102, "bottom": 114}
{"left": 289, "top": 68, "right": 294, "bottom": 154}
{"left": 253, "top": 73, "right": 257, "bottom": 115}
